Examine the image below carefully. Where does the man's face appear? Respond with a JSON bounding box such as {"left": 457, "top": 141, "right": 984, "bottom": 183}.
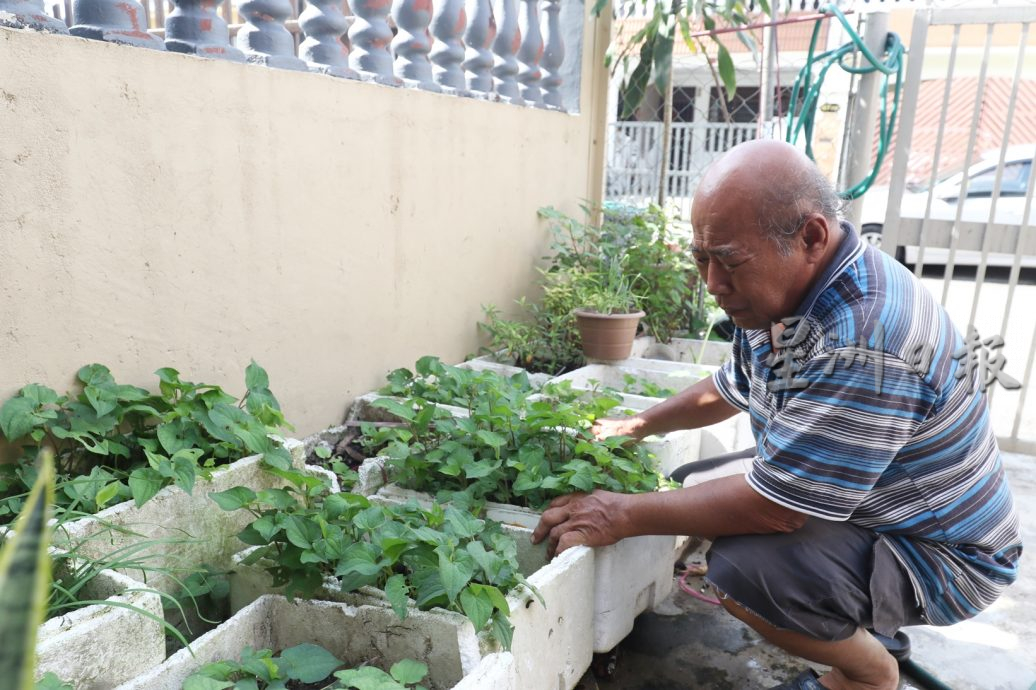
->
{"left": 690, "top": 192, "right": 812, "bottom": 330}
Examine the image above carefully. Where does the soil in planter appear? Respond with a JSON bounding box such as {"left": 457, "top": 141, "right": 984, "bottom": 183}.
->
{"left": 163, "top": 567, "right": 231, "bottom": 656}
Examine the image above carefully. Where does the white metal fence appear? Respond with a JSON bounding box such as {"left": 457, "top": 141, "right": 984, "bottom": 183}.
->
{"left": 882, "top": 3, "right": 1036, "bottom": 453}
{"left": 605, "top": 121, "right": 764, "bottom": 218}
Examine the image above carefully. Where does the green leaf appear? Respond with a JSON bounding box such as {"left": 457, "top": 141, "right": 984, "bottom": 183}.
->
{"left": 172, "top": 454, "right": 198, "bottom": 495}
{"left": 352, "top": 506, "right": 388, "bottom": 532}
{"left": 0, "top": 397, "right": 37, "bottom": 441}
{"left": 369, "top": 398, "right": 416, "bottom": 422}
{"left": 490, "top": 611, "right": 514, "bottom": 651}
{"left": 256, "top": 488, "right": 297, "bottom": 510}
{"left": 94, "top": 481, "right": 121, "bottom": 509}
{"left": 276, "top": 643, "right": 342, "bottom": 684}
{"left": 77, "top": 363, "right": 114, "bottom": 387}
{"left": 437, "top": 551, "right": 473, "bottom": 604}
{"left": 183, "top": 676, "right": 234, "bottom": 690}
{"left": 471, "top": 583, "right": 510, "bottom": 617}
{"left": 0, "top": 450, "right": 54, "bottom": 690}
{"left": 208, "top": 486, "right": 258, "bottom": 512}
{"left": 460, "top": 588, "right": 493, "bottom": 632}
{"left": 334, "top": 666, "right": 405, "bottom": 690}
{"left": 389, "top": 659, "right": 428, "bottom": 685}
{"left": 34, "top": 672, "right": 74, "bottom": 690}
{"left": 128, "top": 467, "right": 164, "bottom": 507}
{"left": 717, "top": 43, "right": 736, "bottom": 100}
{"left": 284, "top": 516, "right": 322, "bottom": 550}
{"left": 475, "top": 429, "right": 506, "bottom": 449}
{"left": 384, "top": 574, "right": 410, "bottom": 619}
{"left": 245, "top": 360, "right": 270, "bottom": 392}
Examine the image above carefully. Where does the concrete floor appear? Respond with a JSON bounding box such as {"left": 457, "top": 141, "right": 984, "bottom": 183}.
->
{"left": 574, "top": 451, "right": 1036, "bottom": 690}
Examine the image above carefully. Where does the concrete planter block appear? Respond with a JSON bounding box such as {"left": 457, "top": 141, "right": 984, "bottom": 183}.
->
{"left": 455, "top": 356, "right": 553, "bottom": 387}
{"left": 630, "top": 335, "right": 733, "bottom": 367}
{"left": 371, "top": 484, "right": 671, "bottom": 655}
{"left": 53, "top": 439, "right": 315, "bottom": 593}
{"left": 347, "top": 391, "right": 470, "bottom": 422}
{"left": 116, "top": 594, "right": 514, "bottom": 690}
{"left": 228, "top": 511, "right": 596, "bottom": 690}
{"left": 37, "top": 557, "right": 165, "bottom": 689}
{"left": 550, "top": 361, "right": 715, "bottom": 396}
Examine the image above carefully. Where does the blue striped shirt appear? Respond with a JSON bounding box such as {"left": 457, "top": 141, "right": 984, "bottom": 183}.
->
{"left": 713, "top": 223, "right": 1022, "bottom": 625}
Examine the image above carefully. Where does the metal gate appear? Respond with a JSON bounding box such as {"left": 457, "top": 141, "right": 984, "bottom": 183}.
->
{"left": 605, "top": 121, "right": 763, "bottom": 219}
{"left": 882, "top": 3, "right": 1036, "bottom": 453}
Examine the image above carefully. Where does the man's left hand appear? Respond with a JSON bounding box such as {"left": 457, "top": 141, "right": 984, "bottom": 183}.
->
{"left": 531, "top": 490, "right": 631, "bottom": 558}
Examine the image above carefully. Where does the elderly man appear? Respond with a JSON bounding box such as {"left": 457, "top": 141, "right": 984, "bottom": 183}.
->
{"left": 531, "top": 140, "right": 1022, "bottom": 690}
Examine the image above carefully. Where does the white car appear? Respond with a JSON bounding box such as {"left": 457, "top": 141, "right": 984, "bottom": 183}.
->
{"left": 859, "top": 144, "right": 1036, "bottom": 267}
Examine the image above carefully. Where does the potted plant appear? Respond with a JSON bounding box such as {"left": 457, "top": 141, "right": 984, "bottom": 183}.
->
{"left": 571, "top": 259, "right": 645, "bottom": 361}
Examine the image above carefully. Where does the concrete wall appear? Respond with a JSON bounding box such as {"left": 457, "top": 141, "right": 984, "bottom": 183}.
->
{"left": 0, "top": 13, "right": 609, "bottom": 439}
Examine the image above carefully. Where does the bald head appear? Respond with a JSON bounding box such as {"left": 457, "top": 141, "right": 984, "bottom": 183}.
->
{"left": 695, "top": 140, "right": 842, "bottom": 254}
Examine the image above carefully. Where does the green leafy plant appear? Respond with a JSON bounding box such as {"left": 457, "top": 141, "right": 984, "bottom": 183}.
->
{"left": 379, "top": 356, "right": 536, "bottom": 408}
{"left": 0, "top": 450, "right": 54, "bottom": 690}
{"left": 210, "top": 469, "right": 531, "bottom": 649}
{"left": 183, "top": 644, "right": 429, "bottom": 690}
{"left": 359, "top": 378, "right": 665, "bottom": 512}
{"left": 620, "top": 374, "right": 677, "bottom": 399}
{"left": 33, "top": 673, "right": 72, "bottom": 690}
{"left": 0, "top": 361, "right": 293, "bottom": 523}
{"left": 479, "top": 203, "right": 708, "bottom": 374}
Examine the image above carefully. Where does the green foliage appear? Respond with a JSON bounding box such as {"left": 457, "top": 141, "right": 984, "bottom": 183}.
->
{"left": 620, "top": 374, "right": 677, "bottom": 399}
{"left": 605, "top": 0, "right": 771, "bottom": 117}
{"left": 211, "top": 470, "right": 528, "bottom": 649}
{"left": 33, "top": 674, "right": 73, "bottom": 690}
{"left": 379, "top": 356, "right": 536, "bottom": 408}
{"left": 0, "top": 450, "right": 54, "bottom": 690}
{"left": 0, "top": 362, "right": 293, "bottom": 524}
{"left": 360, "top": 376, "right": 665, "bottom": 512}
{"left": 184, "top": 644, "right": 430, "bottom": 690}
{"left": 479, "top": 203, "right": 704, "bottom": 374}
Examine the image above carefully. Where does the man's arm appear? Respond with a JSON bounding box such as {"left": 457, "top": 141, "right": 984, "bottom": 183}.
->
{"left": 531, "top": 475, "right": 808, "bottom": 557}
{"left": 595, "top": 375, "right": 742, "bottom": 440}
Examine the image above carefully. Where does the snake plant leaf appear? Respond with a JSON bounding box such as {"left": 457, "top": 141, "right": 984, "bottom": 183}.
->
{"left": 0, "top": 449, "right": 55, "bottom": 690}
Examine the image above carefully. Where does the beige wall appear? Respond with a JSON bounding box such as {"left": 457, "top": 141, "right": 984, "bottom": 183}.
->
{"left": 0, "top": 18, "right": 607, "bottom": 440}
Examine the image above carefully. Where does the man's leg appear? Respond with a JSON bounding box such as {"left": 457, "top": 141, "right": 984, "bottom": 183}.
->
{"left": 717, "top": 592, "right": 898, "bottom": 690}
{"left": 705, "top": 518, "right": 922, "bottom": 690}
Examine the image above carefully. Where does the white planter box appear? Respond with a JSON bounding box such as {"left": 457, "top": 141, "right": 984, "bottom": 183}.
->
{"left": 369, "top": 485, "right": 673, "bottom": 655}
{"left": 347, "top": 391, "right": 471, "bottom": 421}
{"left": 36, "top": 557, "right": 165, "bottom": 690}
{"left": 228, "top": 510, "right": 596, "bottom": 690}
{"left": 455, "top": 356, "right": 554, "bottom": 387}
{"left": 116, "top": 594, "right": 516, "bottom": 690}
{"left": 630, "top": 335, "right": 733, "bottom": 366}
{"left": 53, "top": 440, "right": 322, "bottom": 593}
{"left": 550, "top": 361, "right": 716, "bottom": 397}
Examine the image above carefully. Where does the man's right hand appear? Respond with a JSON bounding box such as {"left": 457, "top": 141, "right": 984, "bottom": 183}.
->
{"left": 592, "top": 415, "right": 648, "bottom": 441}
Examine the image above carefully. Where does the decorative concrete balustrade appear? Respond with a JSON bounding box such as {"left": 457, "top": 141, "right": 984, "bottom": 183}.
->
{"left": 4, "top": 0, "right": 577, "bottom": 111}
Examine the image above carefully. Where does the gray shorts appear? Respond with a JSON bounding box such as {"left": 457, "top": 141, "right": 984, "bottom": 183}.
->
{"left": 705, "top": 517, "right": 925, "bottom": 642}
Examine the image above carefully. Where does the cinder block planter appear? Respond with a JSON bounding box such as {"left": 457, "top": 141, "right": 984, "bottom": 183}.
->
{"left": 550, "top": 360, "right": 716, "bottom": 396}
{"left": 228, "top": 512, "right": 596, "bottom": 690}
{"left": 116, "top": 594, "right": 517, "bottom": 690}
{"left": 363, "top": 484, "right": 672, "bottom": 655}
{"left": 52, "top": 439, "right": 328, "bottom": 593}
{"left": 36, "top": 556, "right": 165, "bottom": 690}
{"left": 347, "top": 391, "right": 471, "bottom": 422}
{"left": 630, "top": 335, "right": 733, "bottom": 366}
{"left": 457, "top": 354, "right": 554, "bottom": 387}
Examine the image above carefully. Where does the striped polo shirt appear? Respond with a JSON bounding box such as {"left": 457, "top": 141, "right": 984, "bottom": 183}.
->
{"left": 713, "top": 222, "right": 1022, "bottom": 626}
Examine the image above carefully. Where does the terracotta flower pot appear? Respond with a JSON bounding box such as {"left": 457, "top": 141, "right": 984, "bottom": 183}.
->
{"left": 573, "top": 309, "right": 646, "bottom": 361}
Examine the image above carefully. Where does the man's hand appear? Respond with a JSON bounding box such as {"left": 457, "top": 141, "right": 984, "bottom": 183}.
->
{"left": 531, "top": 491, "right": 632, "bottom": 558}
{"left": 591, "top": 415, "right": 647, "bottom": 441}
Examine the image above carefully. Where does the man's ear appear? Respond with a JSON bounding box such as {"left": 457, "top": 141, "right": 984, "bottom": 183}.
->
{"left": 799, "top": 214, "right": 830, "bottom": 262}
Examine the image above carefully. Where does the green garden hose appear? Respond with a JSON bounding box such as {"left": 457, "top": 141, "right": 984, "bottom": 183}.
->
{"left": 785, "top": 4, "right": 905, "bottom": 200}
